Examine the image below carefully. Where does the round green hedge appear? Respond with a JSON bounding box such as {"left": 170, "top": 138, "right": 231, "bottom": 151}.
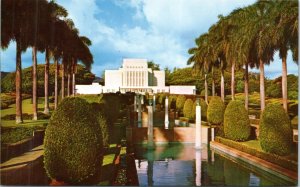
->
{"left": 176, "top": 95, "right": 186, "bottom": 111}
{"left": 224, "top": 100, "right": 250, "bottom": 141}
{"left": 191, "top": 98, "right": 207, "bottom": 120}
{"left": 259, "top": 104, "right": 293, "bottom": 156}
{"left": 44, "top": 97, "right": 103, "bottom": 184}
{"left": 207, "top": 96, "right": 225, "bottom": 125}
{"left": 157, "top": 93, "right": 166, "bottom": 105}
{"left": 90, "top": 102, "right": 109, "bottom": 148}
{"left": 183, "top": 99, "right": 194, "bottom": 120}
{"left": 168, "top": 95, "right": 177, "bottom": 109}
{"left": 100, "top": 94, "right": 121, "bottom": 125}
{"left": 200, "top": 89, "right": 211, "bottom": 96}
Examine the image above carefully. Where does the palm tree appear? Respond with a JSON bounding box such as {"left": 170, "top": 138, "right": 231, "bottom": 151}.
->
{"left": 42, "top": 1, "right": 67, "bottom": 113}
{"left": 72, "top": 36, "right": 93, "bottom": 96}
{"left": 1, "top": 0, "right": 35, "bottom": 123}
{"left": 187, "top": 34, "right": 213, "bottom": 104}
{"left": 208, "top": 19, "right": 225, "bottom": 101}
{"left": 270, "top": 0, "right": 298, "bottom": 111}
{"left": 237, "top": 2, "right": 276, "bottom": 111}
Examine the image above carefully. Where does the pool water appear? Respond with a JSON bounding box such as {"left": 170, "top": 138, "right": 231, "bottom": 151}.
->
{"left": 134, "top": 143, "right": 294, "bottom": 186}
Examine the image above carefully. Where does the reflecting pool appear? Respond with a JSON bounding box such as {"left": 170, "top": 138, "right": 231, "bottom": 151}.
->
{"left": 134, "top": 143, "right": 294, "bottom": 186}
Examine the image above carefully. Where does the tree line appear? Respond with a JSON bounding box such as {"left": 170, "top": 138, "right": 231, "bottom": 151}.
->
{"left": 188, "top": 0, "right": 298, "bottom": 111}
{"left": 2, "top": 0, "right": 93, "bottom": 123}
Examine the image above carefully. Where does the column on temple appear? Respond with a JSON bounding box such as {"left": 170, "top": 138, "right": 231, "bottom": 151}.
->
{"left": 133, "top": 70, "right": 136, "bottom": 87}
{"left": 131, "top": 70, "right": 134, "bottom": 87}
{"left": 126, "top": 71, "right": 129, "bottom": 86}
{"left": 142, "top": 71, "right": 144, "bottom": 87}
{"left": 138, "top": 70, "right": 140, "bottom": 87}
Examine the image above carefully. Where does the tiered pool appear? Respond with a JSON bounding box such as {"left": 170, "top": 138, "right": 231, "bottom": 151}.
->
{"left": 134, "top": 143, "right": 294, "bottom": 186}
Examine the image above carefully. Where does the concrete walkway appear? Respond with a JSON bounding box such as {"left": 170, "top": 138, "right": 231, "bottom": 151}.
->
{"left": 1, "top": 145, "right": 44, "bottom": 171}
{"left": 0, "top": 145, "right": 48, "bottom": 185}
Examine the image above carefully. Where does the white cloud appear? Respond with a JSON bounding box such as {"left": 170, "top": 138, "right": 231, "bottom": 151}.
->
{"left": 142, "top": 0, "right": 256, "bottom": 36}
{"left": 1, "top": 0, "right": 298, "bottom": 80}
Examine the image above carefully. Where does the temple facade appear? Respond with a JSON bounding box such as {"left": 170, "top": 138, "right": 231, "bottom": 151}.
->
{"left": 104, "top": 59, "right": 167, "bottom": 93}
{"left": 76, "top": 58, "right": 195, "bottom": 95}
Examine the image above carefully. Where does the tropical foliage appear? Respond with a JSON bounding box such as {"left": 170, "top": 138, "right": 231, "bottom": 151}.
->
{"left": 2, "top": 0, "right": 93, "bottom": 123}
{"left": 187, "top": 0, "right": 298, "bottom": 111}
{"left": 1, "top": 64, "right": 95, "bottom": 96}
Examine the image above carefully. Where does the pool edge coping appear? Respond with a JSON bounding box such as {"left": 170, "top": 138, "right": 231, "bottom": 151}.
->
{"left": 210, "top": 141, "right": 298, "bottom": 184}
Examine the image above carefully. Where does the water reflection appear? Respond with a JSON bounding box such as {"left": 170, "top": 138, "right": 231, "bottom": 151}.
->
{"left": 195, "top": 150, "right": 201, "bottom": 186}
{"left": 135, "top": 143, "right": 294, "bottom": 186}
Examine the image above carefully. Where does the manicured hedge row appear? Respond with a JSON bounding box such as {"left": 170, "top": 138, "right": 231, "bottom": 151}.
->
{"left": 215, "top": 137, "right": 297, "bottom": 172}
{"left": 1, "top": 112, "right": 51, "bottom": 120}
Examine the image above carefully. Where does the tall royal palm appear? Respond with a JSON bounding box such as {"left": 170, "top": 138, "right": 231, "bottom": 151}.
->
{"left": 188, "top": 34, "right": 213, "bottom": 104}
{"left": 241, "top": 2, "right": 275, "bottom": 111}
{"left": 1, "top": 0, "right": 34, "bottom": 123}
{"left": 42, "top": 1, "right": 67, "bottom": 113}
{"left": 270, "top": 0, "right": 298, "bottom": 111}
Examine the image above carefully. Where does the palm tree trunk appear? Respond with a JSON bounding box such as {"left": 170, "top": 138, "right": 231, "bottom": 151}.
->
{"left": 244, "top": 62, "right": 249, "bottom": 110}
{"left": 282, "top": 56, "right": 288, "bottom": 112}
{"left": 259, "top": 59, "right": 265, "bottom": 111}
{"left": 32, "top": 47, "right": 38, "bottom": 120}
{"left": 205, "top": 74, "right": 208, "bottom": 104}
{"left": 16, "top": 39, "right": 23, "bottom": 124}
{"left": 72, "top": 72, "right": 76, "bottom": 96}
{"left": 72, "top": 61, "right": 76, "bottom": 96}
{"left": 67, "top": 73, "right": 70, "bottom": 96}
{"left": 231, "top": 61, "right": 235, "bottom": 100}
{"left": 54, "top": 58, "right": 59, "bottom": 109}
{"left": 212, "top": 66, "right": 215, "bottom": 96}
{"left": 44, "top": 48, "right": 50, "bottom": 114}
{"left": 221, "top": 69, "right": 225, "bottom": 102}
{"left": 61, "top": 63, "right": 65, "bottom": 99}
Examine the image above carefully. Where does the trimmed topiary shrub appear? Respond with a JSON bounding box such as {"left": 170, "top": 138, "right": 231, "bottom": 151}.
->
{"left": 44, "top": 97, "right": 103, "bottom": 184}
{"left": 195, "top": 98, "right": 208, "bottom": 120}
{"left": 100, "top": 94, "right": 121, "bottom": 125}
{"left": 176, "top": 95, "right": 186, "bottom": 112}
{"left": 157, "top": 93, "right": 166, "bottom": 105}
{"left": 207, "top": 96, "right": 225, "bottom": 125}
{"left": 200, "top": 89, "right": 211, "bottom": 96}
{"left": 183, "top": 99, "right": 194, "bottom": 120}
{"left": 168, "top": 95, "right": 177, "bottom": 110}
{"left": 224, "top": 100, "right": 250, "bottom": 141}
{"left": 259, "top": 104, "right": 293, "bottom": 156}
{"left": 90, "top": 102, "right": 109, "bottom": 148}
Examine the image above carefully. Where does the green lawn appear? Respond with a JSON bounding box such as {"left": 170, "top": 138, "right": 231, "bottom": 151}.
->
{"left": 1, "top": 98, "right": 54, "bottom": 127}
{"left": 98, "top": 144, "right": 120, "bottom": 186}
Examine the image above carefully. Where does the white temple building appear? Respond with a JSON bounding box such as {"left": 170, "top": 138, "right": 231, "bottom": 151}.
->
{"left": 76, "top": 58, "right": 195, "bottom": 95}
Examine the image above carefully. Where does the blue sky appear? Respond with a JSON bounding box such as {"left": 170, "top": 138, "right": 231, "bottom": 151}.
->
{"left": 1, "top": 0, "right": 298, "bottom": 79}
